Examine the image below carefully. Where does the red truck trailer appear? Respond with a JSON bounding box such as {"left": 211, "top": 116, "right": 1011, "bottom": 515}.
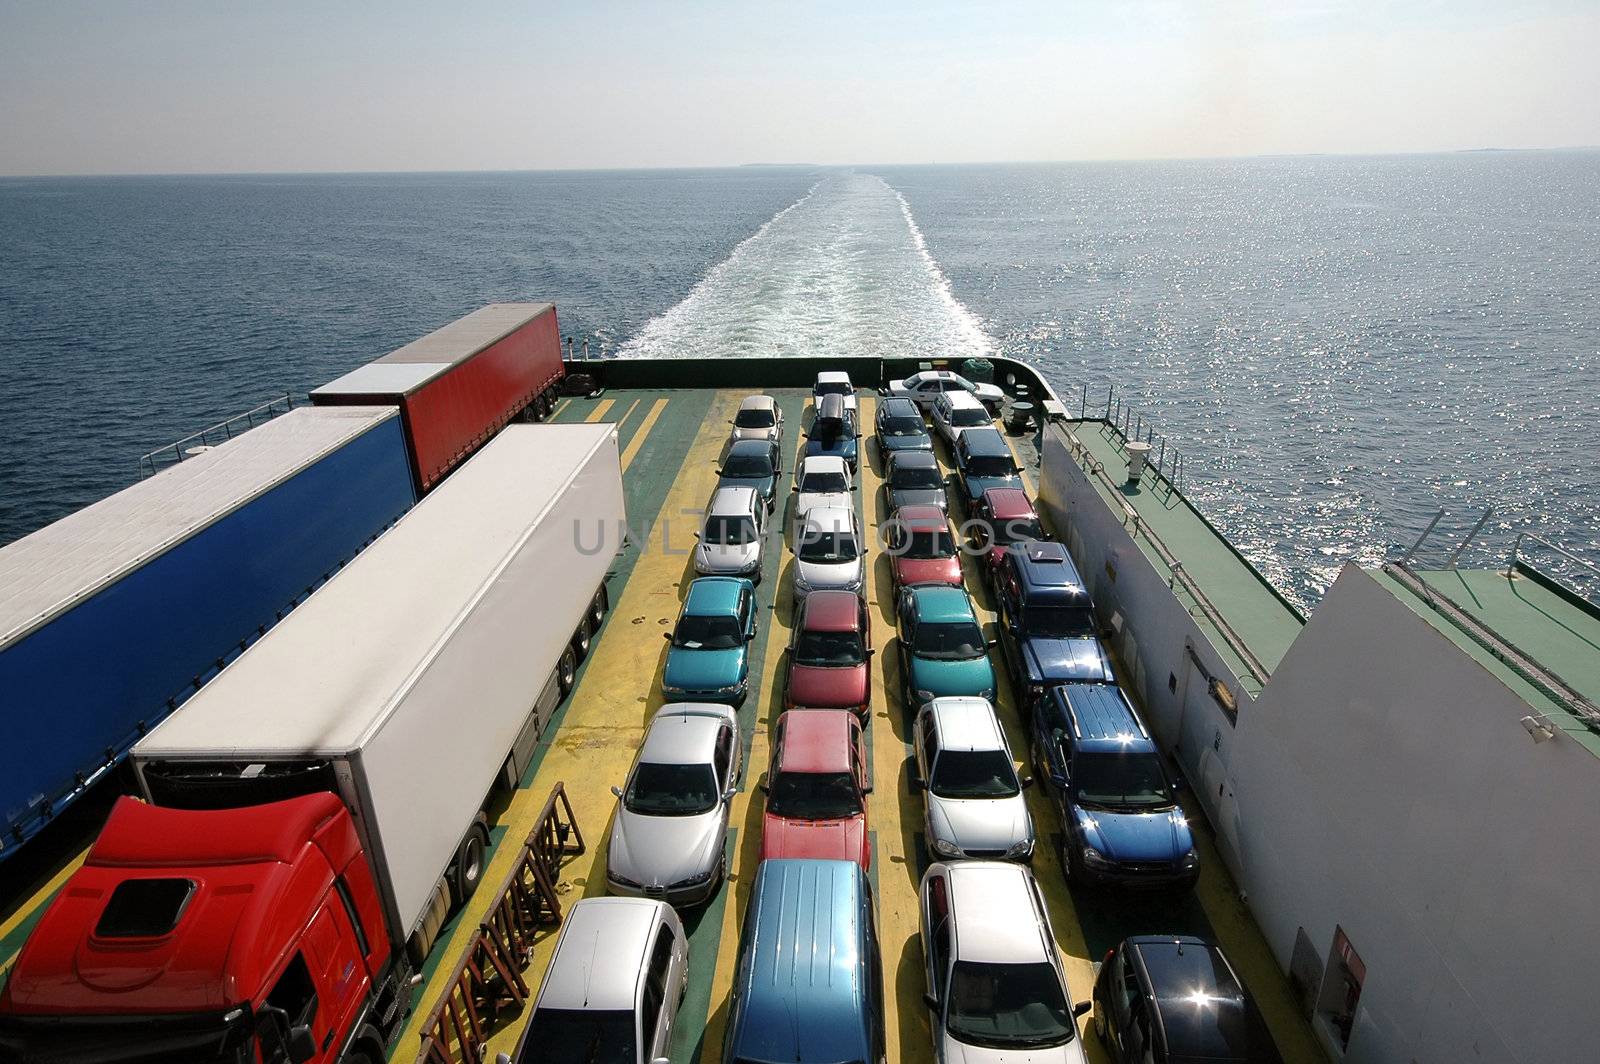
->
{"left": 310, "top": 303, "right": 565, "bottom": 493}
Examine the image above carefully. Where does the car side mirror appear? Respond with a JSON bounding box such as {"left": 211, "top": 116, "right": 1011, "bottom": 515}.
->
{"left": 287, "top": 1026, "right": 316, "bottom": 1064}
{"left": 862, "top": 782, "right": 874, "bottom": 794}
{"left": 662, "top": 632, "right": 673, "bottom": 641}
{"left": 1019, "top": 775, "right": 1034, "bottom": 789}
{"left": 865, "top": 647, "right": 876, "bottom": 657}
{"left": 923, "top": 991, "right": 940, "bottom": 1011}
{"left": 986, "top": 637, "right": 998, "bottom": 648}
{"left": 908, "top": 774, "right": 923, "bottom": 792}
{"left": 497, "top": 1055, "right": 514, "bottom": 1064}
{"left": 723, "top": 787, "right": 737, "bottom": 801}
{"left": 1172, "top": 774, "right": 1187, "bottom": 791}
{"left": 611, "top": 785, "right": 623, "bottom": 798}
{"left": 1073, "top": 1001, "right": 1092, "bottom": 1019}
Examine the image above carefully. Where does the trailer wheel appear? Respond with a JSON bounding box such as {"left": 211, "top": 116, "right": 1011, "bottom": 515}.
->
{"left": 557, "top": 644, "right": 579, "bottom": 696}
{"left": 450, "top": 822, "right": 490, "bottom": 907}
{"left": 589, "top": 585, "right": 609, "bottom": 628}
{"left": 572, "top": 615, "right": 595, "bottom": 660}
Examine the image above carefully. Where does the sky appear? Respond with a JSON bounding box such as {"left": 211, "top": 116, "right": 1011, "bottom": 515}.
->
{"left": 1, "top": 0, "right": 1597, "bottom": 176}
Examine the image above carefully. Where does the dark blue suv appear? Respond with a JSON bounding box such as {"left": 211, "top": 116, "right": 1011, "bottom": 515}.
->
{"left": 993, "top": 541, "right": 1114, "bottom": 704}
{"left": 1030, "top": 683, "right": 1198, "bottom": 890}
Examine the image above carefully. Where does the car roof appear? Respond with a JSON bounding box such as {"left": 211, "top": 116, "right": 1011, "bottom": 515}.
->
{"left": 941, "top": 390, "right": 985, "bottom": 410}
{"left": 707, "top": 485, "right": 759, "bottom": 517}
{"left": 959, "top": 426, "right": 1010, "bottom": 455}
{"left": 726, "top": 437, "right": 775, "bottom": 458}
{"left": 908, "top": 584, "right": 975, "bottom": 623}
{"left": 801, "top": 589, "right": 862, "bottom": 632}
{"left": 981, "top": 486, "right": 1035, "bottom": 519}
{"left": 777, "top": 710, "right": 856, "bottom": 773}
{"left": 682, "top": 576, "right": 745, "bottom": 616}
{"left": 945, "top": 862, "right": 1052, "bottom": 965}
{"left": 1127, "top": 938, "right": 1273, "bottom": 1062}
{"left": 889, "top": 449, "right": 937, "bottom": 470}
{"left": 881, "top": 396, "right": 921, "bottom": 417}
{"left": 738, "top": 394, "right": 776, "bottom": 412}
{"left": 731, "top": 860, "right": 873, "bottom": 1062}
{"left": 816, "top": 370, "right": 852, "bottom": 385}
{"left": 1052, "top": 683, "right": 1152, "bottom": 751}
{"left": 537, "top": 897, "right": 665, "bottom": 1011}
{"left": 802, "top": 505, "right": 856, "bottom": 533}
{"left": 895, "top": 505, "right": 948, "bottom": 530}
{"left": 639, "top": 708, "right": 725, "bottom": 765}
{"left": 800, "top": 454, "right": 848, "bottom": 475}
{"left": 1014, "top": 541, "right": 1088, "bottom": 591}
{"left": 815, "top": 393, "right": 847, "bottom": 419}
{"left": 926, "top": 698, "right": 1005, "bottom": 751}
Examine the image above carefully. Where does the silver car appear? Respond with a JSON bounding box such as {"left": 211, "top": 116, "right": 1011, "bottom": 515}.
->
{"left": 887, "top": 369, "right": 1005, "bottom": 411}
{"left": 499, "top": 897, "right": 688, "bottom": 1064}
{"left": 913, "top": 698, "right": 1036, "bottom": 862}
{"left": 792, "top": 504, "right": 864, "bottom": 600}
{"left": 729, "top": 393, "right": 784, "bottom": 445}
{"left": 695, "top": 486, "right": 766, "bottom": 581}
{"left": 607, "top": 703, "right": 741, "bottom": 905}
{"left": 793, "top": 455, "right": 852, "bottom": 526}
{"left": 920, "top": 861, "right": 1091, "bottom": 1063}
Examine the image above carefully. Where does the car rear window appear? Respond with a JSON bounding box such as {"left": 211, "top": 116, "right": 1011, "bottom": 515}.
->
{"left": 735, "top": 407, "right": 776, "bottom": 428}
{"left": 519, "top": 1008, "right": 636, "bottom": 1064}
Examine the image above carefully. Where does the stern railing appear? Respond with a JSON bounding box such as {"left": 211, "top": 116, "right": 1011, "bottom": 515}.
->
{"left": 137, "top": 394, "right": 295, "bottom": 478}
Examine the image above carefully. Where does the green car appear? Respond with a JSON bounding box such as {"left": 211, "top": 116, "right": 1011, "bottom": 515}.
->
{"left": 895, "top": 585, "right": 996, "bottom": 710}
{"left": 662, "top": 577, "right": 757, "bottom": 705}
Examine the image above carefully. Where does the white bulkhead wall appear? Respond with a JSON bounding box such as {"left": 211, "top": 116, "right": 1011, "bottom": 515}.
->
{"left": 1237, "top": 564, "right": 1600, "bottom": 1064}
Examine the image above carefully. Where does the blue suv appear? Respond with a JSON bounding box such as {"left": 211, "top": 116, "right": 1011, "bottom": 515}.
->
{"left": 993, "top": 541, "right": 1114, "bottom": 705}
{"left": 1030, "top": 683, "right": 1198, "bottom": 890}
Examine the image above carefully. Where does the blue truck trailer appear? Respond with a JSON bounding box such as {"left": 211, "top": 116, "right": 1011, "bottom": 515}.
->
{"left": 0, "top": 406, "right": 415, "bottom": 858}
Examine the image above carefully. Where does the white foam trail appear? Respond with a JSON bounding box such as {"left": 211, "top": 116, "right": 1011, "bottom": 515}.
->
{"left": 614, "top": 173, "right": 995, "bottom": 362}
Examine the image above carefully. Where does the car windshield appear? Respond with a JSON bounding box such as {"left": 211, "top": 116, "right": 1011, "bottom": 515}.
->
{"left": 816, "top": 381, "right": 852, "bottom": 396}
{"left": 992, "top": 518, "right": 1044, "bottom": 546}
{"left": 883, "top": 415, "right": 926, "bottom": 437}
{"left": 800, "top": 470, "right": 849, "bottom": 495}
{"left": 674, "top": 613, "right": 743, "bottom": 650}
{"left": 930, "top": 749, "right": 1019, "bottom": 798}
{"left": 518, "top": 1008, "right": 636, "bottom": 1064}
{"left": 951, "top": 407, "right": 990, "bottom": 427}
{"left": 799, "top": 531, "right": 859, "bottom": 564}
{"left": 912, "top": 619, "right": 985, "bottom": 660}
{"left": 704, "top": 514, "right": 758, "bottom": 546}
{"left": 722, "top": 451, "right": 773, "bottom": 477}
{"left": 735, "top": 407, "right": 776, "bottom": 429}
{"left": 892, "top": 463, "right": 943, "bottom": 489}
{"left": 809, "top": 417, "right": 846, "bottom": 440}
{"left": 794, "top": 628, "right": 865, "bottom": 667}
{"left": 1026, "top": 606, "right": 1096, "bottom": 638}
{"left": 946, "top": 961, "right": 1075, "bottom": 1049}
{"left": 625, "top": 761, "right": 719, "bottom": 816}
{"left": 964, "top": 454, "right": 1018, "bottom": 478}
{"left": 767, "top": 768, "right": 861, "bottom": 819}
{"left": 1073, "top": 751, "right": 1176, "bottom": 809}
{"left": 901, "top": 529, "right": 956, "bottom": 559}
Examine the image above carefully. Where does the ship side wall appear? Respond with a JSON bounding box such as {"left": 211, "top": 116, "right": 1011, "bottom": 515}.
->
{"left": 1237, "top": 564, "right": 1598, "bottom": 1064}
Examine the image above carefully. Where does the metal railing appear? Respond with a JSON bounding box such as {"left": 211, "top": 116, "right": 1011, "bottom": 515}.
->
{"left": 1509, "top": 532, "right": 1600, "bottom": 603}
{"left": 138, "top": 394, "right": 295, "bottom": 478}
{"left": 1081, "top": 384, "right": 1189, "bottom": 495}
{"left": 413, "top": 783, "right": 586, "bottom": 1064}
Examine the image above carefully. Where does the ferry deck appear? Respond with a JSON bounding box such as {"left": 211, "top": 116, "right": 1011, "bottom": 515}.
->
{"left": 0, "top": 378, "right": 1324, "bottom": 1063}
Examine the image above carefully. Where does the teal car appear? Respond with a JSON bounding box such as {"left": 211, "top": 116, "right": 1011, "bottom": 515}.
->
{"left": 895, "top": 585, "right": 996, "bottom": 710}
{"left": 718, "top": 439, "right": 782, "bottom": 513}
{"left": 663, "top": 577, "right": 758, "bottom": 705}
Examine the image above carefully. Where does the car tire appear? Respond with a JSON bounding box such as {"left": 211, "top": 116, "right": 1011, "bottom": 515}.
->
{"left": 557, "top": 644, "right": 578, "bottom": 697}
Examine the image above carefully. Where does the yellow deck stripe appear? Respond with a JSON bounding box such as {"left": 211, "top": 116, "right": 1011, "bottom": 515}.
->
{"left": 398, "top": 390, "right": 741, "bottom": 1060}
{"left": 620, "top": 398, "right": 670, "bottom": 471}
{"left": 584, "top": 398, "right": 617, "bottom": 423}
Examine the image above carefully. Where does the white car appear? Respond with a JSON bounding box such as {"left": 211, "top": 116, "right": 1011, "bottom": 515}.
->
{"left": 930, "top": 390, "right": 993, "bottom": 446}
{"left": 920, "top": 861, "right": 1091, "bottom": 1063}
{"left": 813, "top": 370, "right": 858, "bottom": 413}
{"left": 793, "top": 455, "right": 853, "bottom": 524}
{"left": 607, "top": 703, "right": 741, "bottom": 906}
{"left": 499, "top": 896, "right": 688, "bottom": 1064}
{"left": 888, "top": 369, "right": 1004, "bottom": 411}
{"left": 793, "top": 505, "right": 864, "bottom": 600}
{"left": 695, "top": 486, "right": 766, "bottom": 581}
{"left": 913, "top": 698, "right": 1035, "bottom": 862}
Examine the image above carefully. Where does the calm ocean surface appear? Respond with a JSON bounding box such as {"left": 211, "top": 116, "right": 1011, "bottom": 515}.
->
{"left": 2, "top": 154, "right": 1596, "bottom": 606}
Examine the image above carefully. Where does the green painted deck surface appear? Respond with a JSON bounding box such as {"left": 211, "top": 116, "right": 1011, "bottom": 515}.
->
{"left": 1371, "top": 565, "right": 1600, "bottom": 757}
{"left": 1060, "top": 420, "right": 1304, "bottom": 690}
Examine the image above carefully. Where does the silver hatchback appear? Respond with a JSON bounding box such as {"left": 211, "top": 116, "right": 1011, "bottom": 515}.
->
{"left": 695, "top": 486, "right": 766, "bottom": 581}
{"left": 913, "top": 697, "right": 1036, "bottom": 862}
{"left": 729, "top": 394, "right": 784, "bottom": 445}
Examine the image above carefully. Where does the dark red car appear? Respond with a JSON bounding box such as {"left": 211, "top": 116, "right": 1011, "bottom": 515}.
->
{"left": 970, "top": 486, "right": 1048, "bottom": 584}
{"left": 760, "top": 710, "right": 871, "bottom": 870}
{"left": 886, "top": 504, "right": 963, "bottom": 591}
{"left": 785, "top": 589, "right": 872, "bottom": 716}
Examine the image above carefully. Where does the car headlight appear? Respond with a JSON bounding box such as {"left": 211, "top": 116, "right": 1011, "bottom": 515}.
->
{"left": 1180, "top": 848, "right": 1199, "bottom": 870}
{"left": 672, "top": 868, "right": 715, "bottom": 888}
{"left": 716, "top": 682, "right": 744, "bottom": 695}
{"left": 931, "top": 838, "right": 962, "bottom": 858}
{"left": 916, "top": 688, "right": 936, "bottom": 704}
{"left": 608, "top": 871, "right": 641, "bottom": 888}
{"left": 979, "top": 688, "right": 995, "bottom": 701}
{"left": 1006, "top": 839, "right": 1035, "bottom": 858}
{"left": 1082, "top": 846, "right": 1114, "bottom": 870}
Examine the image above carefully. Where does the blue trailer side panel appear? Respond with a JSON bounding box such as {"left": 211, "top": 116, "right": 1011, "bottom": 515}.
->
{"left": 0, "top": 414, "right": 414, "bottom": 854}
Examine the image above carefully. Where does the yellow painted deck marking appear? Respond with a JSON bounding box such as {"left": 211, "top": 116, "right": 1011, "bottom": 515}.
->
{"left": 584, "top": 398, "right": 617, "bottom": 423}
{"left": 620, "top": 398, "right": 670, "bottom": 471}
{"left": 552, "top": 398, "right": 570, "bottom": 418}
{"left": 397, "top": 390, "right": 742, "bottom": 1060}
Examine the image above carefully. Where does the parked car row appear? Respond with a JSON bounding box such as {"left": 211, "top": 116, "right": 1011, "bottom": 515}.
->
{"left": 503, "top": 372, "right": 1280, "bottom": 1064}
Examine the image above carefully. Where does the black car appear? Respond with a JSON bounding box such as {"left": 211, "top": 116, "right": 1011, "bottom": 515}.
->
{"left": 874, "top": 396, "right": 932, "bottom": 456}
{"left": 717, "top": 438, "right": 782, "bottom": 512}
{"left": 882, "top": 451, "right": 948, "bottom": 515}
{"left": 1094, "top": 936, "right": 1283, "bottom": 1063}
{"left": 952, "top": 427, "right": 1022, "bottom": 506}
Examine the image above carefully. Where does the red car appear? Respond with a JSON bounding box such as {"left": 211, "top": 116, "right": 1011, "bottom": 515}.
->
{"left": 970, "top": 486, "right": 1048, "bottom": 583}
{"left": 785, "top": 589, "right": 872, "bottom": 716}
{"left": 887, "top": 504, "right": 963, "bottom": 590}
{"left": 760, "top": 710, "right": 871, "bottom": 870}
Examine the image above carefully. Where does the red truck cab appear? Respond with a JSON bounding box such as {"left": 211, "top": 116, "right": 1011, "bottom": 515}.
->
{"left": 760, "top": 711, "right": 872, "bottom": 871}
{"left": 0, "top": 794, "right": 403, "bottom": 1064}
